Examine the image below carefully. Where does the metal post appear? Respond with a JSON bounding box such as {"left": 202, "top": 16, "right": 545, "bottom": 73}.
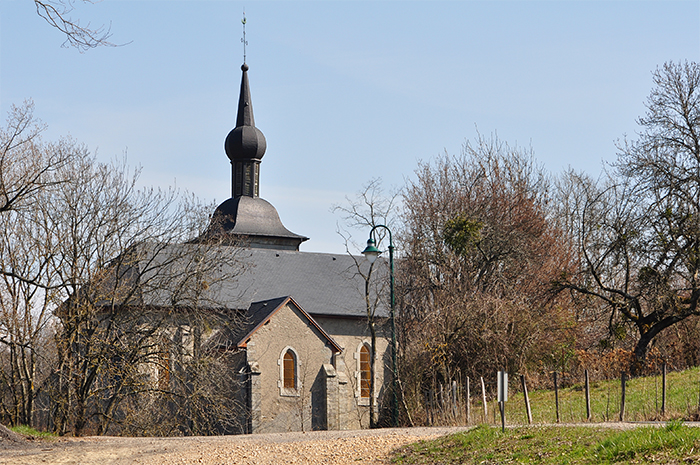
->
{"left": 363, "top": 225, "right": 398, "bottom": 427}
{"left": 520, "top": 374, "right": 532, "bottom": 424}
{"left": 481, "top": 376, "right": 488, "bottom": 423}
{"left": 554, "top": 371, "right": 560, "bottom": 423}
{"left": 620, "top": 372, "right": 627, "bottom": 422}
{"left": 497, "top": 371, "right": 507, "bottom": 432}
{"left": 388, "top": 241, "right": 398, "bottom": 427}
{"left": 499, "top": 401, "right": 505, "bottom": 432}
{"left": 585, "top": 369, "right": 591, "bottom": 421}
{"left": 662, "top": 362, "right": 667, "bottom": 417}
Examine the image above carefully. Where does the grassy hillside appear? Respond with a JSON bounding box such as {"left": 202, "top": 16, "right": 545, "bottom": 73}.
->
{"left": 467, "top": 367, "right": 700, "bottom": 425}
{"left": 391, "top": 422, "right": 700, "bottom": 464}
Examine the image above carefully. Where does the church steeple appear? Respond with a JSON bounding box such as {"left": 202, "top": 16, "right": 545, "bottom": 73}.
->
{"left": 225, "top": 63, "right": 267, "bottom": 198}
{"left": 193, "top": 56, "right": 308, "bottom": 251}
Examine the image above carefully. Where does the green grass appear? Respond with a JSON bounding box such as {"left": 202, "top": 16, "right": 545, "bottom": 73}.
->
{"left": 9, "top": 425, "right": 57, "bottom": 439}
{"left": 392, "top": 423, "right": 700, "bottom": 464}
{"left": 469, "top": 367, "right": 700, "bottom": 425}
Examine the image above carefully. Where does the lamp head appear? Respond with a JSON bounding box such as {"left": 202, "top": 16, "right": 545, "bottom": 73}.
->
{"left": 361, "top": 238, "right": 381, "bottom": 264}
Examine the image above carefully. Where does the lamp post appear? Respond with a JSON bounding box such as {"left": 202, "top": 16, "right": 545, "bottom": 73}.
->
{"left": 362, "top": 225, "right": 398, "bottom": 427}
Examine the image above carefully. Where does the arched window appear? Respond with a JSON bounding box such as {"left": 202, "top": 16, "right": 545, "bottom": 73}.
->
{"left": 283, "top": 350, "right": 296, "bottom": 389}
{"left": 359, "top": 344, "right": 371, "bottom": 399}
{"left": 157, "top": 350, "right": 170, "bottom": 390}
{"left": 157, "top": 338, "right": 170, "bottom": 390}
{"left": 278, "top": 347, "right": 300, "bottom": 396}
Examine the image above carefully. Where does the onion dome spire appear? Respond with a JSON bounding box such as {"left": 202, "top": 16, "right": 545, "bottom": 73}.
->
{"left": 225, "top": 63, "right": 267, "bottom": 198}
{"left": 193, "top": 57, "right": 309, "bottom": 250}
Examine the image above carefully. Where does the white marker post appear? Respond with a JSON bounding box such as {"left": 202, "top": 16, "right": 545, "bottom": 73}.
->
{"left": 497, "top": 371, "right": 508, "bottom": 432}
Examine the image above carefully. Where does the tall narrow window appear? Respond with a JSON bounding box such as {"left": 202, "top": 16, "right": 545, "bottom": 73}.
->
{"left": 360, "top": 345, "right": 371, "bottom": 398}
{"left": 279, "top": 347, "right": 300, "bottom": 396}
{"left": 157, "top": 343, "right": 170, "bottom": 391}
{"left": 283, "top": 350, "right": 296, "bottom": 389}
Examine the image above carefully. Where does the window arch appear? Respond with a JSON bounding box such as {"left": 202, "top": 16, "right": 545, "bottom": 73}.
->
{"left": 355, "top": 342, "right": 373, "bottom": 404}
{"left": 283, "top": 350, "right": 295, "bottom": 389}
{"left": 359, "top": 344, "right": 371, "bottom": 399}
{"left": 278, "top": 346, "right": 300, "bottom": 396}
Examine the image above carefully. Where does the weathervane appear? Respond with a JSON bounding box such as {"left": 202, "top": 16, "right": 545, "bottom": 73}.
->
{"left": 241, "top": 11, "right": 248, "bottom": 64}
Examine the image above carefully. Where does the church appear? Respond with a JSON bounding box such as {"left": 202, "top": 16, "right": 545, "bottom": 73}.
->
{"left": 178, "top": 61, "right": 392, "bottom": 433}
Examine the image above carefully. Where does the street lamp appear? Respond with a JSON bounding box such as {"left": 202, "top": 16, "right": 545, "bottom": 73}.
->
{"left": 362, "top": 225, "right": 398, "bottom": 427}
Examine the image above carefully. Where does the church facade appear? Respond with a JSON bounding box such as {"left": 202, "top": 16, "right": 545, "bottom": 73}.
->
{"left": 185, "top": 62, "right": 391, "bottom": 433}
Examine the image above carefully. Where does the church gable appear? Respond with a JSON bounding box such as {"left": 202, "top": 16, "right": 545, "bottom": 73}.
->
{"left": 237, "top": 296, "right": 342, "bottom": 353}
{"left": 242, "top": 297, "right": 345, "bottom": 433}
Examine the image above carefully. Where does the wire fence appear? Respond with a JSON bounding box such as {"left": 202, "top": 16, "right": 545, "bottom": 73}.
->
{"left": 418, "top": 365, "right": 700, "bottom": 426}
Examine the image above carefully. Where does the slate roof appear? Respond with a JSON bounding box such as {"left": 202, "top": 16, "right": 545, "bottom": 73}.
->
{"left": 127, "top": 243, "right": 390, "bottom": 319}
{"left": 220, "top": 248, "right": 389, "bottom": 318}
{"left": 195, "top": 196, "right": 308, "bottom": 249}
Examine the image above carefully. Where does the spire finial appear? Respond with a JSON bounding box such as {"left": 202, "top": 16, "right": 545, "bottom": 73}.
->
{"left": 241, "top": 11, "right": 248, "bottom": 64}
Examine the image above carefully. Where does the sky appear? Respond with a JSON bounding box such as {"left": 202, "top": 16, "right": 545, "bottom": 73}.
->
{"left": 1, "top": 0, "right": 699, "bottom": 254}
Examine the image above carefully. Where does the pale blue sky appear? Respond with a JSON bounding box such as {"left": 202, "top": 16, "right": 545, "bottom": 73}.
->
{"left": 1, "top": 0, "right": 699, "bottom": 254}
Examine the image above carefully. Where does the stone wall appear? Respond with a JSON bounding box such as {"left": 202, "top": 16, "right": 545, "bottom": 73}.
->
{"left": 313, "top": 316, "right": 390, "bottom": 430}
{"left": 246, "top": 302, "right": 335, "bottom": 433}
{"left": 243, "top": 304, "right": 391, "bottom": 433}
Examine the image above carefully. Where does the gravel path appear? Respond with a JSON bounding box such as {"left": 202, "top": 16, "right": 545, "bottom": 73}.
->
{"left": 0, "top": 426, "right": 471, "bottom": 465}
{"left": 4, "top": 422, "right": 691, "bottom": 465}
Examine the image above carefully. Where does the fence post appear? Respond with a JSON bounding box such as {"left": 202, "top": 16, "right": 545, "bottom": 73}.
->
{"left": 620, "top": 372, "right": 627, "bottom": 422}
{"left": 499, "top": 401, "right": 505, "bottom": 432}
{"left": 520, "top": 374, "right": 532, "bottom": 424}
{"left": 465, "top": 377, "right": 471, "bottom": 425}
{"left": 427, "top": 389, "right": 434, "bottom": 426}
{"left": 662, "top": 362, "right": 667, "bottom": 417}
{"left": 585, "top": 369, "right": 591, "bottom": 421}
{"left": 553, "top": 371, "right": 560, "bottom": 423}
{"left": 452, "top": 380, "right": 458, "bottom": 420}
{"left": 480, "top": 376, "right": 487, "bottom": 423}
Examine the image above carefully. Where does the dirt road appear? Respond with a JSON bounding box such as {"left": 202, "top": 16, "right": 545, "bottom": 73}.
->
{"left": 0, "top": 426, "right": 470, "bottom": 465}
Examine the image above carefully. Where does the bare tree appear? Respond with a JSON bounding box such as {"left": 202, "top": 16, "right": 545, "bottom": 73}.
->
{"left": 0, "top": 101, "right": 71, "bottom": 216}
{"left": 0, "top": 103, "right": 246, "bottom": 435}
{"left": 333, "top": 178, "right": 399, "bottom": 427}
{"left": 398, "top": 134, "right": 577, "bottom": 422}
{"left": 0, "top": 212, "right": 56, "bottom": 427}
{"left": 556, "top": 61, "right": 700, "bottom": 373}
{"left": 0, "top": 103, "right": 80, "bottom": 428}
{"left": 31, "top": 154, "right": 243, "bottom": 436}
{"left": 34, "top": 0, "right": 116, "bottom": 51}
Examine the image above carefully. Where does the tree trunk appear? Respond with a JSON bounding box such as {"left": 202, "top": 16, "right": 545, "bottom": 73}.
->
{"left": 73, "top": 372, "right": 87, "bottom": 437}
{"left": 632, "top": 332, "right": 654, "bottom": 375}
{"left": 632, "top": 315, "right": 682, "bottom": 375}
